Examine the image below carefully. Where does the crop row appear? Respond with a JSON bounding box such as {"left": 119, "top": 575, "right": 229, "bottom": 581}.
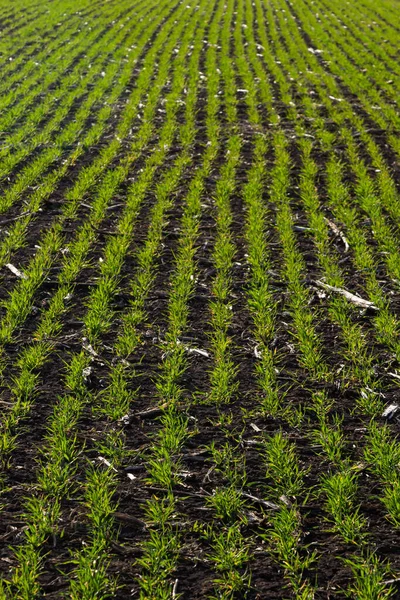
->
{"left": 0, "top": 0, "right": 399, "bottom": 597}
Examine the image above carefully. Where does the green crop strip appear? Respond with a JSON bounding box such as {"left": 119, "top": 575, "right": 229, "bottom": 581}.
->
{"left": 0, "top": 0, "right": 183, "bottom": 263}
{"left": 0, "top": 0, "right": 193, "bottom": 455}
{"left": 66, "top": 0, "right": 221, "bottom": 594}
{"left": 205, "top": 135, "right": 241, "bottom": 408}
{"left": 235, "top": 0, "right": 398, "bottom": 595}
{"left": 0, "top": 1, "right": 151, "bottom": 182}
{"left": 249, "top": 0, "right": 400, "bottom": 593}
{"left": 0, "top": 2, "right": 212, "bottom": 597}
{"left": 0, "top": 0, "right": 399, "bottom": 596}
{"left": 0, "top": 0, "right": 181, "bottom": 371}
{"left": 190, "top": 1, "right": 261, "bottom": 594}
{"left": 240, "top": 0, "right": 280, "bottom": 419}
{"left": 137, "top": 6, "right": 228, "bottom": 597}
{"left": 0, "top": 2, "right": 103, "bottom": 119}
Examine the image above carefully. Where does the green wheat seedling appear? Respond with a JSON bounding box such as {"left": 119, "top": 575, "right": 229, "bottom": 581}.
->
{"left": 319, "top": 470, "right": 367, "bottom": 544}
{"left": 7, "top": 0, "right": 192, "bottom": 451}
{"left": 69, "top": 154, "right": 198, "bottom": 595}
{"left": 343, "top": 552, "right": 395, "bottom": 600}
{"left": 268, "top": 507, "right": 316, "bottom": 600}
{"left": 309, "top": 392, "right": 346, "bottom": 467}
{"left": 293, "top": 1, "right": 400, "bottom": 168}
{"left": 270, "top": 132, "right": 329, "bottom": 382}
{"left": 137, "top": 495, "right": 180, "bottom": 600}
{"left": 242, "top": 22, "right": 328, "bottom": 378}
{"left": 309, "top": 392, "right": 375, "bottom": 559}
{"left": 363, "top": 422, "right": 400, "bottom": 527}
{"left": 83, "top": 12, "right": 198, "bottom": 342}
{"left": 206, "top": 441, "right": 247, "bottom": 522}
{"left": 68, "top": 466, "right": 119, "bottom": 600}
{"left": 203, "top": 523, "right": 252, "bottom": 600}
{"left": 290, "top": 124, "right": 400, "bottom": 579}
{"left": 261, "top": 433, "right": 316, "bottom": 598}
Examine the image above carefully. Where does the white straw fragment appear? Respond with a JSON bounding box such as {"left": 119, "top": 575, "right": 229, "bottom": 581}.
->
{"left": 324, "top": 218, "right": 349, "bottom": 252}
{"left": 172, "top": 579, "right": 179, "bottom": 599}
{"left": 382, "top": 404, "right": 400, "bottom": 419}
{"left": 5, "top": 263, "right": 28, "bottom": 279}
{"left": 82, "top": 337, "right": 98, "bottom": 356}
{"left": 187, "top": 347, "right": 210, "bottom": 357}
{"left": 98, "top": 456, "right": 118, "bottom": 472}
{"left": 250, "top": 423, "right": 261, "bottom": 432}
{"left": 315, "top": 280, "right": 378, "bottom": 310}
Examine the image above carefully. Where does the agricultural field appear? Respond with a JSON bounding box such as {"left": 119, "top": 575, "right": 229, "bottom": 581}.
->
{"left": 0, "top": 0, "right": 399, "bottom": 597}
